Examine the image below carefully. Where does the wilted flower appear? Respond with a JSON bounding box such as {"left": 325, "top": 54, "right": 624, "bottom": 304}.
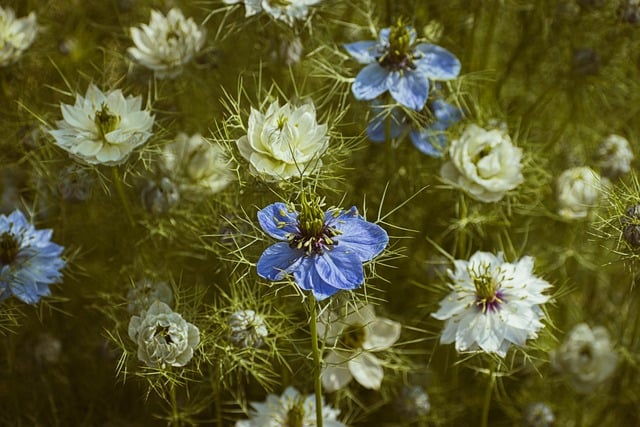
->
{"left": 128, "top": 301, "right": 200, "bottom": 368}
{"left": 126, "top": 278, "right": 173, "bottom": 314}
{"left": 395, "top": 385, "right": 431, "bottom": 419}
{"left": 237, "top": 101, "right": 328, "bottom": 180}
{"left": 49, "top": 84, "right": 154, "bottom": 166}
{"left": 228, "top": 309, "right": 268, "bottom": 349}
{"left": 440, "top": 124, "right": 524, "bottom": 202}
{"left": 0, "top": 209, "right": 65, "bottom": 304}
{"left": 556, "top": 166, "right": 603, "bottom": 219}
{"left": 551, "top": 323, "right": 618, "bottom": 393}
{"left": 58, "top": 164, "right": 94, "bottom": 202}
{"left": 128, "top": 8, "right": 206, "bottom": 79}
{"left": 522, "top": 402, "right": 555, "bottom": 427}
{"left": 256, "top": 196, "right": 388, "bottom": 300}
{"left": 235, "top": 386, "right": 346, "bottom": 427}
{"left": 596, "top": 134, "right": 633, "bottom": 178}
{"left": 621, "top": 204, "right": 640, "bottom": 248}
{"left": 432, "top": 251, "right": 551, "bottom": 357}
{"left": 162, "top": 133, "right": 233, "bottom": 194}
{"left": 318, "top": 304, "right": 401, "bottom": 392}
{"left": 0, "top": 6, "right": 37, "bottom": 67}
{"left": 344, "top": 20, "right": 460, "bottom": 111}
{"left": 141, "top": 177, "right": 180, "bottom": 215}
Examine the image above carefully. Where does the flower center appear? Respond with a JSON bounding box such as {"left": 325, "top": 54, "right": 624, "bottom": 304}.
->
{"left": 579, "top": 344, "right": 593, "bottom": 362}
{"left": 378, "top": 20, "right": 417, "bottom": 71}
{"left": 94, "top": 103, "right": 120, "bottom": 142}
{"left": 289, "top": 195, "right": 341, "bottom": 255}
{"left": 268, "top": 0, "right": 292, "bottom": 7}
{"left": 154, "top": 325, "right": 174, "bottom": 344}
{"left": 340, "top": 323, "right": 366, "bottom": 349}
{"left": 277, "top": 113, "right": 289, "bottom": 131}
{"left": 472, "top": 270, "right": 503, "bottom": 313}
{"left": 0, "top": 232, "right": 19, "bottom": 266}
{"left": 285, "top": 401, "right": 305, "bottom": 427}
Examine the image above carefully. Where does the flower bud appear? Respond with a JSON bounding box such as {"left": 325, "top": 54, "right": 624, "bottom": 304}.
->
{"left": 622, "top": 204, "right": 640, "bottom": 247}
{"left": 141, "top": 177, "right": 180, "bottom": 215}
{"left": 58, "top": 165, "right": 94, "bottom": 202}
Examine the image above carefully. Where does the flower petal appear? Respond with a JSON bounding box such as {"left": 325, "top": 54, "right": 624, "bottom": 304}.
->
{"left": 363, "top": 317, "right": 401, "bottom": 351}
{"left": 256, "top": 243, "right": 303, "bottom": 281}
{"left": 257, "top": 202, "right": 299, "bottom": 240}
{"left": 366, "top": 106, "right": 406, "bottom": 143}
{"left": 315, "top": 246, "right": 364, "bottom": 290}
{"left": 331, "top": 208, "right": 388, "bottom": 262}
{"left": 322, "top": 350, "right": 353, "bottom": 392}
{"left": 410, "top": 129, "right": 446, "bottom": 157}
{"left": 431, "top": 98, "right": 463, "bottom": 125}
{"left": 387, "top": 70, "right": 429, "bottom": 111}
{"left": 352, "top": 63, "right": 389, "bottom": 101}
{"left": 343, "top": 41, "right": 378, "bottom": 64}
{"left": 348, "top": 352, "right": 384, "bottom": 390}
{"left": 415, "top": 44, "right": 461, "bottom": 80}
{"left": 293, "top": 256, "right": 342, "bottom": 300}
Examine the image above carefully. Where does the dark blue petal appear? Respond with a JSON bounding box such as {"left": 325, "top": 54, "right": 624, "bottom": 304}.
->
{"left": 343, "top": 41, "right": 378, "bottom": 64}
{"left": 331, "top": 208, "right": 389, "bottom": 261}
{"left": 257, "top": 202, "right": 299, "bottom": 240}
{"left": 293, "top": 256, "right": 341, "bottom": 300}
{"left": 387, "top": 71, "right": 429, "bottom": 111}
{"left": 315, "top": 246, "right": 365, "bottom": 290}
{"left": 366, "top": 106, "right": 407, "bottom": 142}
{"left": 431, "top": 99, "right": 463, "bottom": 126}
{"left": 415, "top": 44, "right": 461, "bottom": 80}
{"left": 410, "top": 129, "right": 446, "bottom": 157}
{"left": 257, "top": 243, "right": 303, "bottom": 281}
{"left": 352, "top": 64, "right": 389, "bottom": 101}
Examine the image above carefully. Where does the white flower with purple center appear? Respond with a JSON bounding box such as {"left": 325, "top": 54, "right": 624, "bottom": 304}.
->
{"left": 256, "top": 197, "right": 388, "bottom": 300}
{"left": 432, "top": 251, "right": 551, "bottom": 357}
{"left": 344, "top": 21, "right": 461, "bottom": 111}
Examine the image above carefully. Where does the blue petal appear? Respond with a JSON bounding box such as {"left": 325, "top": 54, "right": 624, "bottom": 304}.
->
{"left": 343, "top": 41, "right": 378, "bottom": 64}
{"left": 257, "top": 202, "right": 299, "bottom": 240}
{"left": 378, "top": 28, "right": 391, "bottom": 45}
{"left": 352, "top": 63, "right": 389, "bottom": 101}
{"left": 366, "top": 107, "right": 407, "bottom": 142}
{"left": 410, "top": 129, "right": 446, "bottom": 157}
{"left": 431, "top": 99, "right": 463, "bottom": 126}
{"left": 387, "top": 71, "right": 429, "bottom": 111}
{"left": 257, "top": 243, "right": 303, "bottom": 281}
{"left": 315, "top": 246, "right": 365, "bottom": 290}
{"left": 293, "top": 256, "right": 341, "bottom": 300}
{"left": 415, "top": 44, "right": 461, "bottom": 80}
{"left": 331, "top": 208, "right": 389, "bottom": 261}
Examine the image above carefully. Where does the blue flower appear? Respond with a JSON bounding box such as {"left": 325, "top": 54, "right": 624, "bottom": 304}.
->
{"left": 0, "top": 210, "right": 65, "bottom": 304}
{"left": 367, "top": 98, "right": 463, "bottom": 157}
{"left": 344, "top": 22, "right": 461, "bottom": 111}
{"left": 256, "top": 199, "right": 388, "bottom": 300}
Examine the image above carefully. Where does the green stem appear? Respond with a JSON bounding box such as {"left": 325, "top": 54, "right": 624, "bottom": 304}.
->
{"left": 170, "top": 383, "right": 180, "bottom": 427}
{"left": 308, "top": 295, "right": 323, "bottom": 427}
{"left": 111, "top": 167, "right": 135, "bottom": 227}
{"left": 480, "top": 362, "right": 496, "bottom": 427}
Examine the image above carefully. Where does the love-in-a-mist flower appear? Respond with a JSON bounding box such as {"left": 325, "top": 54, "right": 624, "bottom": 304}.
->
{"left": 49, "top": 85, "right": 154, "bottom": 165}
{"left": 228, "top": 309, "right": 268, "bottom": 349}
{"left": 318, "top": 304, "right": 401, "bottom": 391}
{"left": 162, "top": 133, "right": 233, "bottom": 194}
{"left": 0, "top": 6, "right": 37, "bottom": 67}
{"left": 261, "top": 0, "right": 322, "bottom": 26}
{"left": 596, "top": 134, "right": 633, "bottom": 178}
{"left": 237, "top": 101, "right": 328, "bottom": 180}
{"left": 128, "top": 8, "right": 206, "bottom": 79}
{"left": 344, "top": 20, "right": 461, "bottom": 111}
{"left": 440, "top": 123, "right": 524, "bottom": 203}
{"left": 432, "top": 251, "right": 551, "bottom": 357}
{"left": 0, "top": 210, "right": 65, "bottom": 304}
{"left": 235, "top": 386, "right": 346, "bottom": 427}
{"left": 128, "top": 301, "right": 200, "bottom": 368}
{"left": 223, "top": 0, "right": 263, "bottom": 18}
{"left": 551, "top": 323, "right": 618, "bottom": 393}
{"left": 556, "top": 166, "right": 603, "bottom": 219}
{"left": 256, "top": 196, "right": 388, "bottom": 300}
{"left": 367, "top": 98, "right": 462, "bottom": 157}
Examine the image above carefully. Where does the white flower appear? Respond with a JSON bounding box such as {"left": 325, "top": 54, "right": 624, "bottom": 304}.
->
{"left": 128, "top": 8, "right": 206, "bottom": 79}
{"left": 236, "top": 386, "right": 347, "bottom": 427}
{"left": 128, "top": 301, "right": 200, "bottom": 368}
{"left": 237, "top": 101, "right": 329, "bottom": 180}
{"left": 126, "top": 278, "right": 173, "bottom": 314}
{"left": 49, "top": 84, "right": 154, "bottom": 165}
{"left": 317, "top": 304, "right": 401, "bottom": 392}
{"left": 224, "top": 0, "right": 263, "bottom": 17}
{"left": 228, "top": 309, "right": 268, "bottom": 349}
{"left": 262, "top": 0, "right": 322, "bottom": 26}
{"left": 440, "top": 124, "right": 524, "bottom": 203}
{"left": 432, "top": 251, "right": 551, "bottom": 358}
{"left": 0, "top": 6, "right": 37, "bottom": 67}
{"left": 556, "top": 166, "right": 603, "bottom": 219}
{"left": 162, "top": 133, "right": 233, "bottom": 194}
{"left": 551, "top": 323, "right": 618, "bottom": 394}
{"left": 596, "top": 134, "right": 633, "bottom": 178}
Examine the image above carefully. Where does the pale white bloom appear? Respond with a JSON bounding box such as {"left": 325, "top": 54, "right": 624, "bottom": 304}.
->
{"left": 596, "top": 134, "right": 634, "bottom": 178}
{"left": 440, "top": 123, "right": 524, "bottom": 203}
{"left": 262, "top": 0, "right": 322, "bottom": 26}
{"left": 49, "top": 84, "right": 154, "bottom": 165}
{"left": 522, "top": 403, "right": 555, "bottom": 427}
{"left": 128, "top": 301, "right": 200, "bottom": 368}
{"left": 556, "top": 166, "right": 603, "bottom": 219}
{"left": 162, "top": 133, "right": 233, "bottom": 194}
{"left": 237, "top": 101, "right": 328, "bottom": 179}
{"left": 228, "top": 309, "right": 268, "bottom": 349}
{"left": 126, "top": 278, "right": 173, "bottom": 314}
{"left": 432, "top": 251, "right": 551, "bottom": 358}
{"left": 551, "top": 323, "right": 618, "bottom": 394}
{"left": 318, "top": 304, "right": 401, "bottom": 392}
{"left": 128, "top": 8, "right": 206, "bottom": 79}
{"left": 0, "top": 6, "right": 37, "bottom": 67}
{"left": 236, "top": 386, "right": 346, "bottom": 427}
{"left": 224, "top": 0, "right": 263, "bottom": 17}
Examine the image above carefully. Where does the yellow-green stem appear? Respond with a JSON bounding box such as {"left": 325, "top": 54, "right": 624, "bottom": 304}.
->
{"left": 111, "top": 167, "right": 135, "bottom": 227}
{"left": 308, "top": 295, "right": 323, "bottom": 427}
{"left": 481, "top": 362, "right": 496, "bottom": 427}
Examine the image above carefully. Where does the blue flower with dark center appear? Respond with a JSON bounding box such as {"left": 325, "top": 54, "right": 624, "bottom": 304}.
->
{"left": 0, "top": 210, "right": 65, "bottom": 304}
{"left": 367, "top": 98, "right": 463, "bottom": 157}
{"left": 256, "top": 197, "right": 388, "bottom": 300}
{"left": 344, "top": 20, "right": 461, "bottom": 111}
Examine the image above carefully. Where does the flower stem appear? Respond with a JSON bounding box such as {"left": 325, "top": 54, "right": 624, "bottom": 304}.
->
{"left": 111, "top": 167, "right": 135, "bottom": 227}
{"left": 308, "top": 295, "right": 324, "bottom": 427}
{"left": 481, "top": 362, "right": 496, "bottom": 427}
{"left": 170, "top": 382, "right": 180, "bottom": 427}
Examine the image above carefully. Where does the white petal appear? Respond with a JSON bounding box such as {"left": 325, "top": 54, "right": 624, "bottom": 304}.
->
{"left": 322, "top": 351, "right": 353, "bottom": 392}
{"left": 348, "top": 352, "right": 384, "bottom": 390}
{"left": 363, "top": 317, "right": 401, "bottom": 351}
